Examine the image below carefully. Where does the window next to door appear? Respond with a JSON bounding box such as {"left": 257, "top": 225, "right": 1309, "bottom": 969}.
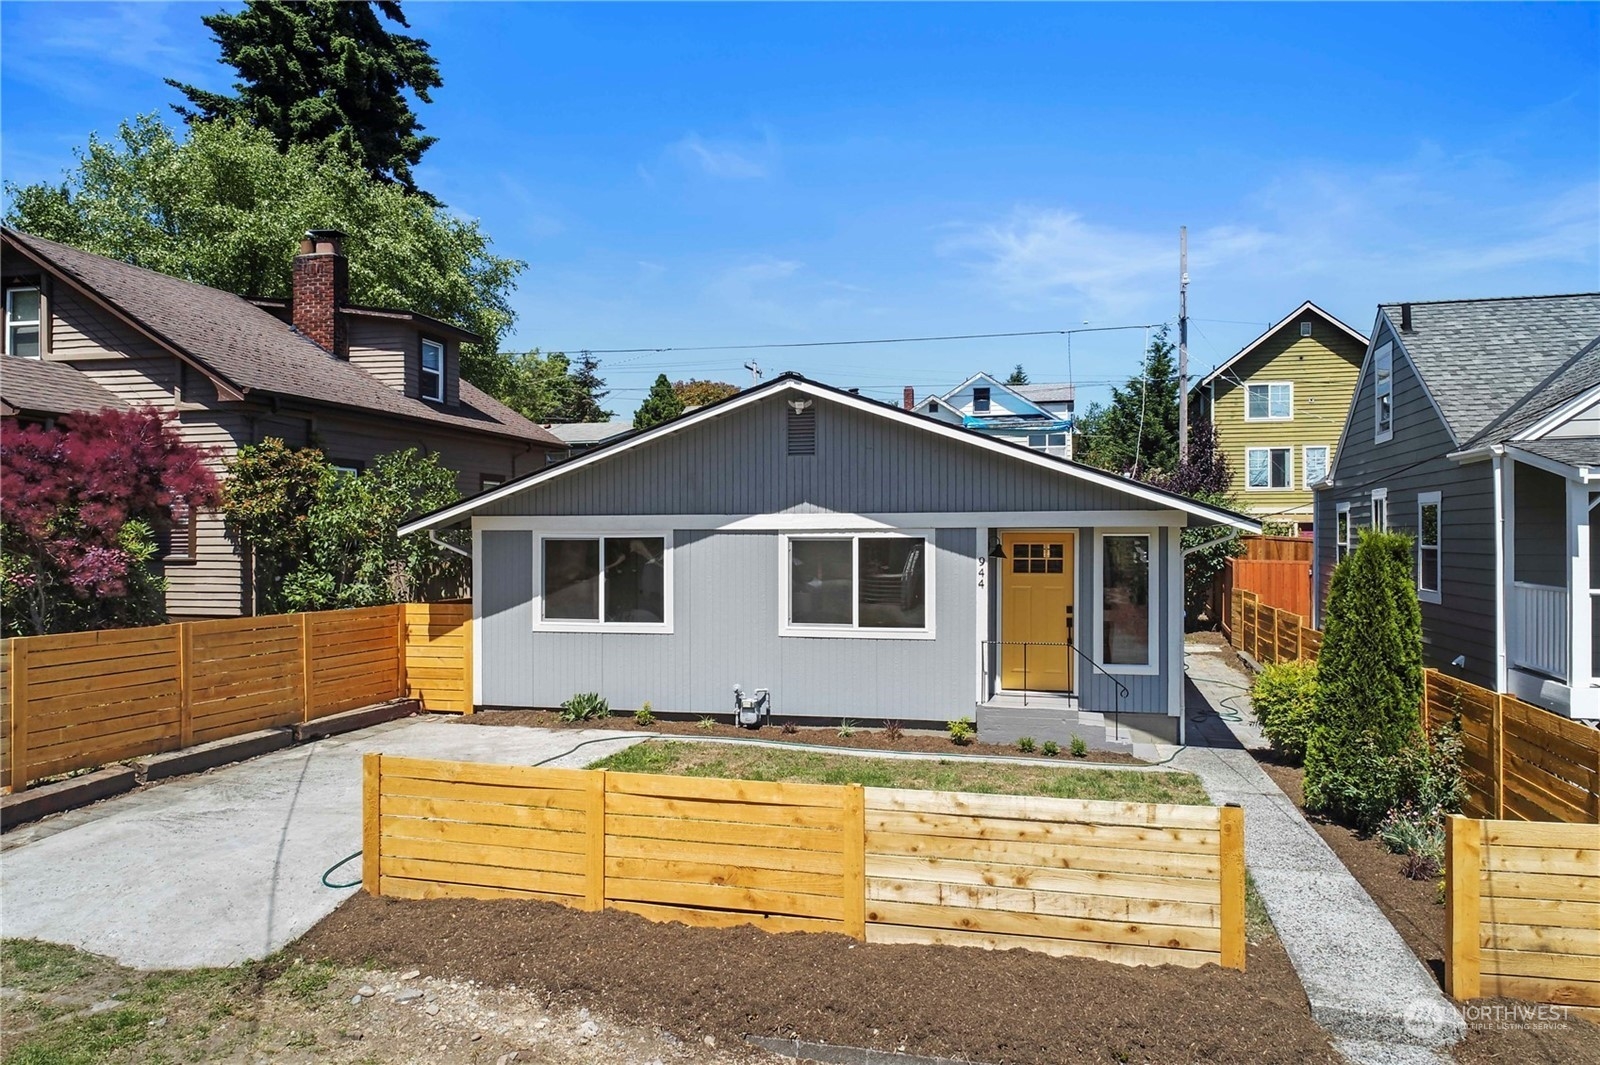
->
{"left": 1094, "top": 531, "right": 1157, "bottom": 673}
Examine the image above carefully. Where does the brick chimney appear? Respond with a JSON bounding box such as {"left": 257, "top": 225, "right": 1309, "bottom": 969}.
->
{"left": 903, "top": 386, "right": 915, "bottom": 410}
{"left": 292, "top": 229, "right": 348, "bottom": 357}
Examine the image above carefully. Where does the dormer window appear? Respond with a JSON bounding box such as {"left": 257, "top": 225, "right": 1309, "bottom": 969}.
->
{"left": 5, "top": 286, "right": 41, "bottom": 358}
{"left": 972, "top": 386, "right": 991, "bottom": 412}
{"left": 420, "top": 338, "right": 444, "bottom": 402}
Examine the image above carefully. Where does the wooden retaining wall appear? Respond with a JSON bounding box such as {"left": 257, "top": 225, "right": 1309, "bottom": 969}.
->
{"left": 363, "top": 756, "right": 1243, "bottom": 970}
{"left": 2, "top": 604, "right": 472, "bottom": 792}
{"left": 1446, "top": 816, "right": 1600, "bottom": 1020}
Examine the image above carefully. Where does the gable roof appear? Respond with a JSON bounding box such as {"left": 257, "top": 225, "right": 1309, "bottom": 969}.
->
{"left": 1197, "top": 300, "right": 1368, "bottom": 390}
{"left": 2, "top": 228, "right": 562, "bottom": 447}
{"left": 1511, "top": 437, "right": 1600, "bottom": 474}
{"left": 1377, "top": 294, "right": 1600, "bottom": 444}
{"left": 1011, "top": 383, "right": 1076, "bottom": 404}
{"left": 400, "top": 373, "right": 1261, "bottom": 535}
{"left": 936, "top": 372, "right": 1054, "bottom": 419}
{"left": 543, "top": 420, "right": 635, "bottom": 446}
{"left": 0, "top": 357, "right": 127, "bottom": 417}
{"left": 1467, "top": 334, "right": 1600, "bottom": 445}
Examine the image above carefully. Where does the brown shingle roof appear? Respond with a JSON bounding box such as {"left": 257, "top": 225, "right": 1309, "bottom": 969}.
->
{"left": 0, "top": 356, "right": 128, "bottom": 417}
{"left": 3, "top": 228, "right": 562, "bottom": 448}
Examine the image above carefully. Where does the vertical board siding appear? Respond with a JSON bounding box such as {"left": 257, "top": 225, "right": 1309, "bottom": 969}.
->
{"left": 1228, "top": 558, "right": 1313, "bottom": 619}
{"left": 404, "top": 602, "right": 473, "bottom": 713}
{"left": 364, "top": 757, "right": 1242, "bottom": 968}
{"left": 1313, "top": 319, "right": 1498, "bottom": 685}
{"left": 1447, "top": 817, "right": 1600, "bottom": 1019}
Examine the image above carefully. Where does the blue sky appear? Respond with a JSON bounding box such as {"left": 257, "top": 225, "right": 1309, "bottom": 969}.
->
{"left": 3, "top": 2, "right": 1597, "bottom": 415}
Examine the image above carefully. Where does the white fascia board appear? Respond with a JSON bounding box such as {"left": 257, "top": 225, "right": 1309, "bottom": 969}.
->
{"left": 1516, "top": 381, "right": 1600, "bottom": 442}
{"left": 1503, "top": 445, "right": 1586, "bottom": 481}
{"left": 403, "top": 378, "right": 1261, "bottom": 535}
{"left": 937, "top": 370, "right": 1053, "bottom": 419}
{"left": 1197, "top": 300, "right": 1369, "bottom": 389}
{"left": 473, "top": 510, "right": 1188, "bottom": 532}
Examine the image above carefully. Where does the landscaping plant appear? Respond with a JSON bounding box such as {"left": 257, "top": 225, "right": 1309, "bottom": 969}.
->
{"left": 1304, "top": 529, "right": 1424, "bottom": 830}
{"left": 1017, "top": 736, "right": 1037, "bottom": 753}
{"left": 1251, "top": 661, "right": 1318, "bottom": 763}
{"left": 881, "top": 720, "right": 904, "bottom": 742}
{"left": 634, "top": 703, "right": 655, "bottom": 727}
{"left": 696, "top": 716, "right": 717, "bottom": 732}
{"left": 559, "top": 692, "right": 608, "bottom": 722}
{"left": 1070, "top": 736, "right": 1089, "bottom": 758}
{"left": 838, "top": 718, "right": 857, "bottom": 738}
{"left": 947, "top": 717, "right": 974, "bottom": 745}
{"left": 1041, "top": 740, "right": 1061, "bottom": 757}
{"left": 781, "top": 720, "right": 799, "bottom": 735}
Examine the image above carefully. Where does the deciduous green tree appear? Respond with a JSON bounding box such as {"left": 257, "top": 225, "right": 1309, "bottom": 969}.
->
{"left": 633, "top": 374, "right": 685, "bottom": 430}
{"left": 673, "top": 379, "right": 740, "bottom": 407}
{"left": 221, "top": 438, "right": 329, "bottom": 614}
{"left": 168, "top": 0, "right": 442, "bottom": 196}
{"left": 487, "top": 350, "right": 614, "bottom": 424}
{"left": 4, "top": 115, "right": 524, "bottom": 390}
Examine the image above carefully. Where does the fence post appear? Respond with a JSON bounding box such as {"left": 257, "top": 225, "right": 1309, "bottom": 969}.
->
{"left": 9, "top": 640, "right": 28, "bottom": 793}
{"left": 843, "top": 783, "right": 866, "bottom": 942}
{"left": 362, "top": 753, "right": 382, "bottom": 895}
{"left": 1219, "top": 803, "right": 1246, "bottom": 971}
{"left": 1490, "top": 695, "right": 1504, "bottom": 819}
{"left": 586, "top": 770, "right": 607, "bottom": 912}
{"left": 300, "top": 612, "right": 314, "bottom": 724}
{"left": 178, "top": 624, "right": 194, "bottom": 749}
{"left": 1444, "top": 815, "right": 1481, "bottom": 999}
{"left": 396, "top": 604, "right": 408, "bottom": 704}
{"left": 463, "top": 608, "right": 475, "bottom": 715}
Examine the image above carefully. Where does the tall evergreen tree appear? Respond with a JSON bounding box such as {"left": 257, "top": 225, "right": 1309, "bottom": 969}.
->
{"left": 633, "top": 374, "right": 685, "bottom": 430}
{"left": 1077, "top": 327, "right": 1179, "bottom": 477}
{"left": 1005, "top": 364, "right": 1030, "bottom": 385}
{"left": 567, "top": 353, "right": 613, "bottom": 422}
{"left": 167, "top": 1, "right": 442, "bottom": 196}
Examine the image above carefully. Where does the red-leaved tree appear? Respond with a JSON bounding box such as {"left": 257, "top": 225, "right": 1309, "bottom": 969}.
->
{"left": 1, "top": 407, "right": 219, "bottom": 635}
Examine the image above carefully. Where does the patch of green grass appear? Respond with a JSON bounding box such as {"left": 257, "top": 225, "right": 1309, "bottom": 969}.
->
{"left": 271, "top": 960, "right": 335, "bottom": 1001}
{"left": 589, "top": 740, "right": 1210, "bottom": 804}
{"left": 0, "top": 941, "right": 96, "bottom": 996}
{"left": 1244, "top": 872, "right": 1275, "bottom": 942}
{"left": 3, "top": 1006, "right": 154, "bottom": 1065}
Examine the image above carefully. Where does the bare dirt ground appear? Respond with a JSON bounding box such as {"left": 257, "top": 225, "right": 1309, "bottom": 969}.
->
{"left": 297, "top": 893, "right": 1341, "bottom": 1065}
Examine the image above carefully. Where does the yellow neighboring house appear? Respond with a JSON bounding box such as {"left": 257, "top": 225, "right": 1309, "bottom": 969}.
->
{"left": 1192, "top": 301, "right": 1368, "bottom": 533}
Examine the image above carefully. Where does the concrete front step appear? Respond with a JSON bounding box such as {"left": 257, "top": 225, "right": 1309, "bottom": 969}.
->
{"left": 973, "top": 699, "right": 1135, "bottom": 753}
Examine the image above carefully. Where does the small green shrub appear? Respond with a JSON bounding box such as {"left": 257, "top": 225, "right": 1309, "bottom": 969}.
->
{"left": 947, "top": 717, "right": 974, "bottom": 745}
{"left": 1377, "top": 803, "right": 1444, "bottom": 880}
{"left": 882, "top": 720, "right": 904, "bottom": 742}
{"left": 634, "top": 702, "right": 655, "bottom": 727}
{"left": 838, "top": 718, "right": 856, "bottom": 738}
{"left": 1041, "top": 740, "right": 1061, "bottom": 757}
{"left": 559, "top": 692, "right": 608, "bottom": 722}
{"left": 1251, "top": 661, "right": 1318, "bottom": 763}
{"left": 1017, "top": 736, "right": 1037, "bottom": 753}
{"left": 1069, "top": 735, "right": 1089, "bottom": 758}
{"left": 696, "top": 715, "right": 717, "bottom": 732}
{"left": 781, "top": 719, "right": 799, "bottom": 734}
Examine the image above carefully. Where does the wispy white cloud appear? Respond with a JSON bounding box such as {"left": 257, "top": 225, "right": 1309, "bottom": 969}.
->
{"left": 670, "top": 129, "right": 778, "bottom": 180}
{"left": 3, "top": 2, "right": 216, "bottom": 107}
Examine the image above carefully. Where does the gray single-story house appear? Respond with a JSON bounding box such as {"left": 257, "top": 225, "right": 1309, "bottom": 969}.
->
{"left": 400, "top": 374, "right": 1260, "bottom": 745}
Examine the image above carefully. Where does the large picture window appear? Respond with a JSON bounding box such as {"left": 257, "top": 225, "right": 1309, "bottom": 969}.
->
{"left": 1098, "top": 533, "right": 1154, "bottom": 670}
{"left": 783, "top": 533, "right": 930, "bottom": 637}
{"left": 539, "top": 535, "right": 669, "bottom": 630}
{"left": 1417, "top": 492, "right": 1441, "bottom": 603}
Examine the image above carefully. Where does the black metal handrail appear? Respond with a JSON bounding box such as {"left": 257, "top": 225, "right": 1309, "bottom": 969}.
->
{"left": 1065, "top": 640, "right": 1128, "bottom": 744}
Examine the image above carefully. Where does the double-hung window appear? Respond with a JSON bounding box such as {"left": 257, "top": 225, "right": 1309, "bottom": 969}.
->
{"left": 1371, "top": 487, "right": 1388, "bottom": 531}
{"left": 5, "top": 286, "right": 41, "bottom": 358}
{"left": 1417, "top": 492, "right": 1441, "bottom": 603}
{"left": 1246, "top": 447, "right": 1292, "bottom": 489}
{"left": 1303, "top": 445, "right": 1329, "bottom": 487}
{"left": 538, "top": 534, "right": 671, "bottom": 631}
{"left": 1245, "top": 382, "right": 1292, "bottom": 420}
{"left": 1335, "top": 503, "right": 1353, "bottom": 564}
{"left": 1095, "top": 532, "right": 1156, "bottom": 672}
{"left": 782, "top": 533, "right": 931, "bottom": 637}
{"left": 1374, "top": 343, "right": 1393, "bottom": 441}
{"left": 420, "top": 338, "right": 445, "bottom": 402}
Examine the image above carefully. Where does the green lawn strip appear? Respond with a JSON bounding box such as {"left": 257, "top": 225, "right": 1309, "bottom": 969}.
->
{"left": 589, "top": 740, "right": 1210, "bottom": 805}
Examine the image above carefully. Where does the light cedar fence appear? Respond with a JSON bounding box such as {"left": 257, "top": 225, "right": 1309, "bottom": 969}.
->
{"left": 363, "top": 755, "right": 1245, "bottom": 970}
{"left": 1225, "top": 558, "right": 1313, "bottom": 621}
{"left": 2, "top": 603, "right": 473, "bottom": 793}
{"left": 1227, "top": 588, "right": 1322, "bottom": 666}
{"left": 1446, "top": 816, "right": 1600, "bottom": 1020}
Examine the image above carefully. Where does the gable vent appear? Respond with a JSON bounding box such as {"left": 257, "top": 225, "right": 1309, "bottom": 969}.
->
{"left": 787, "top": 403, "right": 816, "bottom": 456}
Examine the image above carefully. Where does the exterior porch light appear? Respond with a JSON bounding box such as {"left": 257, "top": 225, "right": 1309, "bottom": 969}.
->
{"left": 989, "top": 536, "right": 1007, "bottom": 560}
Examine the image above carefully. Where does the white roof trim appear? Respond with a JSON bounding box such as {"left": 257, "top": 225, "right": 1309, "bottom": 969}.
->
{"left": 1516, "top": 380, "right": 1600, "bottom": 442}
{"left": 400, "top": 377, "right": 1260, "bottom": 535}
{"left": 936, "top": 371, "right": 1053, "bottom": 419}
{"left": 1196, "top": 300, "right": 1368, "bottom": 390}
{"left": 1504, "top": 444, "right": 1590, "bottom": 480}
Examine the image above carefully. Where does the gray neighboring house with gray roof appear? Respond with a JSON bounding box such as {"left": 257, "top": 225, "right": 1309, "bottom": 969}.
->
{"left": 1, "top": 227, "right": 564, "bottom": 618}
{"left": 1312, "top": 293, "right": 1600, "bottom": 721}
{"left": 542, "top": 420, "right": 635, "bottom": 458}
{"left": 401, "top": 374, "right": 1259, "bottom": 745}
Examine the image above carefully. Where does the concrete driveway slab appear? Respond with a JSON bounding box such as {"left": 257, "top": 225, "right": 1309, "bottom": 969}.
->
{"left": 0, "top": 718, "right": 641, "bottom": 970}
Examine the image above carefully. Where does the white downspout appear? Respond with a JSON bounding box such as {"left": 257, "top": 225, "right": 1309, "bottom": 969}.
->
{"left": 430, "top": 529, "right": 473, "bottom": 559}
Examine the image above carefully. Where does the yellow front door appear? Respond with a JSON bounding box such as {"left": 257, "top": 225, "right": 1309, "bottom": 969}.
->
{"left": 1000, "top": 531, "right": 1075, "bottom": 692}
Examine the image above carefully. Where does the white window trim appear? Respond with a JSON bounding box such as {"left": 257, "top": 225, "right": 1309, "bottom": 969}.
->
{"left": 778, "top": 530, "right": 936, "bottom": 640}
{"left": 1374, "top": 342, "right": 1394, "bottom": 444}
{"left": 420, "top": 338, "right": 445, "bottom": 402}
{"left": 532, "top": 531, "right": 674, "bottom": 634}
{"left": 1245, "top": 446, "right": 1293, "bottom": 491}
{"left": 1303, "top": 445, "right": 1330, "bottom": 488}
{"left": 1417, "top": 491, "right": 1442, "bottom": 604}
{"left": 1244, "top": 381, "right": 1294, "bottom": 422}
{"left": 1335, "top": 502, "right": 1353, "bottom": 562}
{"left": 1092, "top": 529, "right": 1160, "bottom": 676}
{"left": 6, "top": 285, "right": 42, "bottom": 359}
{"left": 1371, "top": 487, "right": 1388, "bottom": 531}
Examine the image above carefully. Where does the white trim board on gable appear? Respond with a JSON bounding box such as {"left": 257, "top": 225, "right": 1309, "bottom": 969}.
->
{"left": 1196, "top": 300, "right": 1368, "bottom": 391}
{"left": 399, "top": 376, "right": 1261, "bottom": 536}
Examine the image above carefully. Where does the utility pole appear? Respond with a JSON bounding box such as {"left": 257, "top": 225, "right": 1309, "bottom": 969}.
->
{"left": 1178, "top": 226, "right": 1190, "bottom": 465}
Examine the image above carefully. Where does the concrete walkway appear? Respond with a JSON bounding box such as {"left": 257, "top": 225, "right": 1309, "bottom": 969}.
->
{"left": 1177, "top": 643, "right": 1465, "bottom": 1065}
{"left": 0, "top": 718, "right": 644, "bottom": 970}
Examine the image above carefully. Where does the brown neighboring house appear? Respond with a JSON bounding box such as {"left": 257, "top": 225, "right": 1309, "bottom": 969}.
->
{"left": 0, "top": 226, "right": 564, "bottom": 618}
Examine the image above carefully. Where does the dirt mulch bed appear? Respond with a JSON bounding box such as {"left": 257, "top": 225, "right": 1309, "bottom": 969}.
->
{"left": 460, "top": 709, "right": 1146, "bottom": 764}
{"left": 1254, "top": 757, "right": 1600, "bottom": 1064}
{"left": 298, "top": 894, "right": 1336, "bottom": 1065}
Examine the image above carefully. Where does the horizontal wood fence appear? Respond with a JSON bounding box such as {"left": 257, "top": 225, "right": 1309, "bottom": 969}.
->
{"left": 2, "top": 604, "right": 472, "bottom": 793}
{"left": 1228, "top": 588, "right": 1322, "bottom": 666}
{"left": 1446, "top": 816, "right": 1600, "bottom": 1020}
{"left": 363, "top": 756, "right": 1244, "bottom": 970}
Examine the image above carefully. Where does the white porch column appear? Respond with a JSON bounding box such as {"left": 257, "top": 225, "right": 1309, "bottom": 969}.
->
{"left": 1494, "top": 452, "right": 1511, "bottom": 692}
{"left": 1569, "top": 479, "right": 1595, "bottom": 719}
